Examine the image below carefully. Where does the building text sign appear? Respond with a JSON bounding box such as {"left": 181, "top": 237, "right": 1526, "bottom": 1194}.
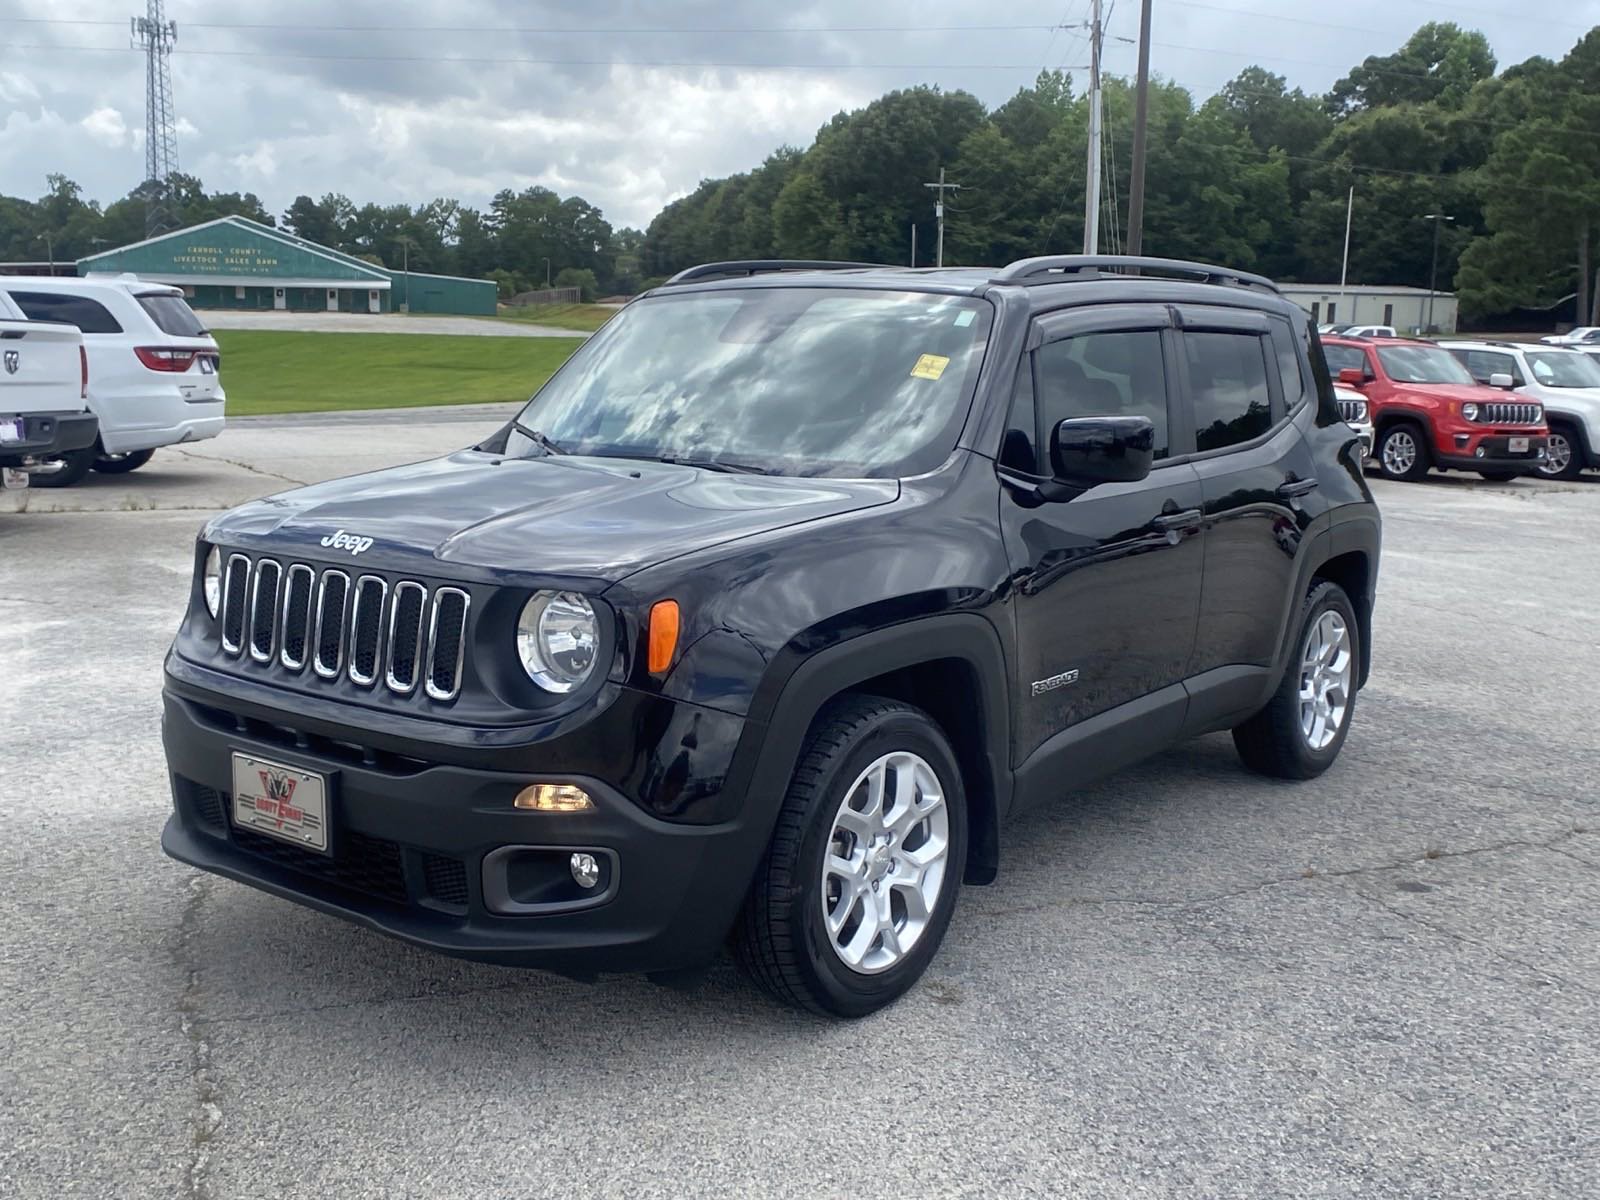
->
{"left": 168, "top": 244, "right": 282, "bottom": 274}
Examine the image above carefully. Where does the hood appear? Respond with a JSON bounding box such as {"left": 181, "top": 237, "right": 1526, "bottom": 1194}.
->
{"left": 207, "top": 449, "right": 900, "bottom": 583}
{"left": 1390, "top": 382, "right": 1511, "bottom": 403}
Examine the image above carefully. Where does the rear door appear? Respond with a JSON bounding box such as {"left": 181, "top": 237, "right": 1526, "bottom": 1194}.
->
{"left": 1176, "top": 306, "right": 1319, "bottom": 687}
{"left": 998, "top": 304, "right": 1204, "bottom": 763}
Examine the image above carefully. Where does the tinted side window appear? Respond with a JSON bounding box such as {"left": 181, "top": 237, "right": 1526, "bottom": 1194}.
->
{"left": 1034, "top": 330, "right": 1169, "bottom": 460}
{"left": 1000, "top": 359, "right": 1038, "bottom": 474}
{"left": 1321, "top": 343, "right": 1368, "bottom": 379}
{"left": 1184, "top": 331, "right": 1274, "bottom": 452}
{"left": 7, "top": 291, "right": 123, "bottom": 334}
{"left": 1269, "top": 318, "right": 1307, "bottom": 408}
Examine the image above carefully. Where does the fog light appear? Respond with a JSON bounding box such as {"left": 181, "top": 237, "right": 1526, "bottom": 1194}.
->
{"left": 1475, "top": 446, "right": 1486, "bottom": 458}
{"left": 569, "top": 852, "right": 601, "bottom": 888}
{"left": 514, "top": 783, "right": 593, "bottom": 812}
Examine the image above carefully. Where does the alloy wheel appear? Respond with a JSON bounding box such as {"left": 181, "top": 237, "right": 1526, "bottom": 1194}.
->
{"left": 1540, "top": 433, "right": 1573, "bottom": 477}
{"left": 820, "top": 751, "right": 950, "bottom": 975}
{"left": 1298, "top": 610, "right": 1353, "bottom": 751}
{"left": 1381, "top": 430, "right": 1416, "bottom": 476}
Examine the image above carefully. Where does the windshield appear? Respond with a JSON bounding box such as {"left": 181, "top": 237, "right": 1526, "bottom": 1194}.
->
{"left": 1525, "top": 351, "right": 1600, "bottom": 388}
{"left": 1321, "top": 344, "right": 1368, "bottom": 377}
{"left": 506, "top": 287, "right": 993, "bottom": 477}
{"left": 137, "top": 293, "right": 209, "bottom": 337}
{"left": 1376, "top": 345, "right": 1475, "bottom": 385}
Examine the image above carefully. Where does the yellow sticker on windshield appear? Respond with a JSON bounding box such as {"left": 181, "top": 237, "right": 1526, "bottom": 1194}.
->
{"left": 910, "top": 353, "right": 950, "bottom": 380}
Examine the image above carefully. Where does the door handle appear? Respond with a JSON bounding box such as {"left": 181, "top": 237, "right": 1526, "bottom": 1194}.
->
{"left": 1151, "top": 508, "right": 1203, "bottom": 533}
{"left": 1277, "top": 476, "right": 1319, "bottom": 500}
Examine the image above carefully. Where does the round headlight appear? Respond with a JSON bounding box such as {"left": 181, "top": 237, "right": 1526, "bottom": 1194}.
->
{"left": 1461, "top": 403, "right": 1479, "bottom": 421}
{"left": 202, "top": 546, "right": 222, "bottom": 618}
{"left": 517, "top": 591, "right": 599, "bottom": 693}
{"left": 1531, "top": 405, "right": 1544, "bottom": 422}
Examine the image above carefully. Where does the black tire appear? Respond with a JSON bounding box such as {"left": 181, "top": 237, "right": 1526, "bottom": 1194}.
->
{"left": 1375, "top": 422, "right": 1431, "bottom": 482}
{"left": 734, "top": 694, "right": 967, "bottom": 1018}
{"left": 1537, "top": 425, "right": 1585, "bottom": 481}
{"left": 92, "top": 448, "right": 155, "bottom": 475}
{"left": 1232, "top": 581, "right": 1360, "bottom": 780}
{"left": 1477, "top": 471, "right": 1519, "bottom": 482}
{"left": 26, "top": 445, "right": 95, "bottom": 488}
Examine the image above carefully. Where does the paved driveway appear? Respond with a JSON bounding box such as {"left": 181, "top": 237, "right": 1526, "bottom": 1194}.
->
{"left": 203, "top": 311, "right": 585, "bottom": 337}
{"left": 2, "top": 422, "right": 1597, "bottom": 1198}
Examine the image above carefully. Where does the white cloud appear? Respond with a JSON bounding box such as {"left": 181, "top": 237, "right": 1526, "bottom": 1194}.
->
{"left": 80, "top": 107, "right": 129, "bottom": 148}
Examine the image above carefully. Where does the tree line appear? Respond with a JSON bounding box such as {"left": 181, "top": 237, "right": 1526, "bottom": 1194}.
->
{"left": 2, "top": 21, "right": 1597, "bottom": 322}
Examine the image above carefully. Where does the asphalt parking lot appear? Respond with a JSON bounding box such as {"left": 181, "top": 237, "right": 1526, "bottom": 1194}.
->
{"left": 3, "top": 415, "right": 1598, "bottom": 1198}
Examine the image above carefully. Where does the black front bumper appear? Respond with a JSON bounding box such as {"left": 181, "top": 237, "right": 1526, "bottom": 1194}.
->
{"left": 1436, "top": 434, "right": 1548, "bottom": 474}
{"left": 0, "top": 411, "right": 97, "bottom": 466}
{"left": 160, "top": 683, "right": 769, "bottom": 976}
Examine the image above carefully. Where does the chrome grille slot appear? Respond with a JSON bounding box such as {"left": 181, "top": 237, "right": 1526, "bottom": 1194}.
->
{"left": 425, "top": 588, "right": 470, "bottom": 701}
{"left": 1482, "top": 401, "right": 1541, "bottom": 425}
{"left": 279, "top": 564, "right": 315, "bottom": 671}
{"left": 313, "top": 570, "right": 350, "bottom": 678}
{"left": 248, "top": 559, "right": 282, "bottom": 663}
{"left": 348, "top": 575, "right": 387, "bottom": 687}
{"left": 1335, "top": 398, "right": 1365, "bottom": 423}
{"left": 220, "top": 554, "right": 250, "bottom": 655}
{"left": 384, "top": 582, "right": 428, "bottom": 695}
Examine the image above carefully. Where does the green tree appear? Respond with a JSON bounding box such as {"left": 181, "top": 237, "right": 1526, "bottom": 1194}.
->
{"left": 1328, "top": 22, "right": 1496, "bottom": 115}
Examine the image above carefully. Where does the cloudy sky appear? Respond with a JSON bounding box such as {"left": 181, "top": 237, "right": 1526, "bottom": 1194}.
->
{"left": 4, "top": 0, "right": 1598, "bottom": 231}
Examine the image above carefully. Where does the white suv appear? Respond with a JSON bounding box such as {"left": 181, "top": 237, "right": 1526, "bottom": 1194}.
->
{"left": 0, "top": 274, "right": 224, "bottom": 486}
{"left": 1443, "top": 340, "right": 1600, "bottom": 480}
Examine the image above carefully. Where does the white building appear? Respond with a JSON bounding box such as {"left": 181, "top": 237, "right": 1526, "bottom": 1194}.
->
{"left": 1279, "top": 284, "right": 1458, "bottom": 335}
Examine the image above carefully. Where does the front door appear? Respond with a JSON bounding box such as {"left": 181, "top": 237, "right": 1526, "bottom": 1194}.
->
{"left": 273, "top": 288, "right": 286, "bottom": 311}
{"left": 999, "top": 306, "right": 1205, "bottom": 763}
{"left": 326, "top": 289, "right": 338, "bottom": 312}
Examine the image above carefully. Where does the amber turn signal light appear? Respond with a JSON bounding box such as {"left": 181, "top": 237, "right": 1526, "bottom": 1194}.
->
{"left": 648, "top": 599, "right": 680, "bottom": 674}
{"left": 514, "top": 784, "right": 593, "bottom": 812}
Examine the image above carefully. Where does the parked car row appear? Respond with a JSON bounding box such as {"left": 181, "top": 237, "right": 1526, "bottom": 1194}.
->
{"left": 0, "top": 274, "right": 224, "bottom": 487}
{"left": 1320, "top": 332, "right": 1600, "bottom": 483}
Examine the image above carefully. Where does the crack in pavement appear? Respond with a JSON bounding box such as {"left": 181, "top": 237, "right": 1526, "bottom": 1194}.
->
{"left": 969, "top": 827, "right": 1595, "bottom": 919}
{"left": 171, "top": 446, "right": 308, "bottom": 488}
{"left": 173, "top": 874, "right": 221, "bottom": 1200}
{"left": 1338, "top": 878, "right": 1591, "bottom": 996}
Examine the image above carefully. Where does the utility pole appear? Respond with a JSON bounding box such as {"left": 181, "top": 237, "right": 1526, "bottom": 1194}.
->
{"left": 923, "top": 167, "right": 962, "bottom": 267}
{"left": 1338, "top": 185, "right": 1354, "bottom": 318}
{"left": 1423, "top": 213, "right": 1453, "bottom": 333}
{"left": 1125, "top": 0, "right": 1153, "bottom": 256}
{"left": 1082, "top": 0, "right": 1104, "bottom": 254}
{"left": 130, "top": 0, "right": 179, "bottom": 237}
{"left": 36, "top": 233, "right": 53, "bottom": 273}
{"left": 910, "top": 223, "right": 917, "bottom": 268}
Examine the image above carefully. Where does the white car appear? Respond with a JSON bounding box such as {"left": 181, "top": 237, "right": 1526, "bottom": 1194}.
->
{"left": 1539, "top": 326, "right": 1600, "bottom": 347}
{"left": 1342, "top": 324, "right": 1398, "bottom": 339}
{"left": 1333, "top": 384, "right": 1373, "bottom": 459}
{"left": 1442, "top": 340, "right": 1600, "bottom": 480}
{"left": 0, "top": 274, "right": 224, "bottom": 486}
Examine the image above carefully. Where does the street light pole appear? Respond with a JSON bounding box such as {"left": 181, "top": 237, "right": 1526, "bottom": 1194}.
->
{"left": 543, "top": 258, "right": 551, "bottom": 288}
{"left": 37, "top": 233, "right": 53, "bottom": 273}
{"left": 1423, "top": 213, "right": 1453, "bottom": 333}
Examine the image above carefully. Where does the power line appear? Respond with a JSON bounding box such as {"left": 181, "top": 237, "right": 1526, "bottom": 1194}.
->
{"left": 0, "top": 43, "right": 1066, "bottom": 70}
{"left": 5, "top": 17, "right": 1063, "bottom": 35}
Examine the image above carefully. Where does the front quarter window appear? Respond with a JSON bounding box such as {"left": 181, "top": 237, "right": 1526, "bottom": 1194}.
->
{"left": 506, "top": 287, "right": 993, "bottom": 478}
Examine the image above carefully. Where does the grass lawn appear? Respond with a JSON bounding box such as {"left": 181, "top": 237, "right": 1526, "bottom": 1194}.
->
{"left": 214, "top": 330, "right": 584, "bottom": 417}
{"left": 491, "top": 302, "right": 620, "bottom": 333}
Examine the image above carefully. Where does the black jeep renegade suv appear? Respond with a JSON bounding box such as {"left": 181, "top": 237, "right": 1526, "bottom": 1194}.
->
{"left": 161, "top": 256, "right": 1380, "bottom": 1016}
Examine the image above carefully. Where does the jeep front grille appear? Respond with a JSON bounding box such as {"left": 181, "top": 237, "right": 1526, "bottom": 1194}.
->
{"left": 1335, "top": 397, "right": 1366, "bottom": 424}
{"left": 218, "top": 554, "right": 469, "bottom": 701}
{"left": 1478, "top": 402, "right": 1541, "bottom": 425}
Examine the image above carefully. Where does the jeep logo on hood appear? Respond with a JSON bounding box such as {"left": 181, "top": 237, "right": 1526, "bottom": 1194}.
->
{"left": 320, "top": 529, "right": 374, "bottom": 556}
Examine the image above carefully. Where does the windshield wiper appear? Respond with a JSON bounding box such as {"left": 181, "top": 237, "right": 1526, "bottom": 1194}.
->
{"left": 512, "top": 422, "right": 566, "bottom": 456}
{"left": 650, "top": 454, "right": 773, "bottom": 475}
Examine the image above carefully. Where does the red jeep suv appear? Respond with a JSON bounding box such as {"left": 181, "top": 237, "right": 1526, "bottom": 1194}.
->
{"left": 1321, "top": 336, "right": 1549, "bottom": 481}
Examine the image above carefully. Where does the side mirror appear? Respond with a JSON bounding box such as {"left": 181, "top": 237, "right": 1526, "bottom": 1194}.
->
{"left": 1337, "top": 367, "right": 1366, "bottom": 387}
{"left": 1489, "top": 372, "right": 1515, "bottom": 390}
{"left": 1050, "top": 416, "right": 1154, "bottom": 489}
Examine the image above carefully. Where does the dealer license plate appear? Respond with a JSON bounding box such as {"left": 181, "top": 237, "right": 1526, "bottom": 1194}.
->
{"left": 231, "top": 753, "right": 329, "bottom": 852}
{"left": 1508, "top": 437, "right": 1530, "bottom": 453}
{"left": 2, "top": 467, "right": 28, "bottom": 490}
{"left": 0, "top": 418, "right": 22, "bottom": 443}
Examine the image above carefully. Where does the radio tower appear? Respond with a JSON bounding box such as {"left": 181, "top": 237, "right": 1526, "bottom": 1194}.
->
{"left": 131, "top": 0, "right": 179, "bottom": 236}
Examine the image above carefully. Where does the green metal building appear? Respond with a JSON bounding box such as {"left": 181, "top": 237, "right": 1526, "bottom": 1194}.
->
{"left": 75, "top": 216, "right": 497, "bottom": 316}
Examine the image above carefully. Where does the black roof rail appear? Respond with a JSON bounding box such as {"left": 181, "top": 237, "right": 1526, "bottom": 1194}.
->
{"left": 662, "top": 259, "right": 895, "bottom": 286}
{"left": 992, "top": 254, "right": 1281, "bottom": 295}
